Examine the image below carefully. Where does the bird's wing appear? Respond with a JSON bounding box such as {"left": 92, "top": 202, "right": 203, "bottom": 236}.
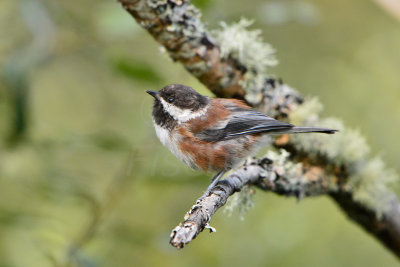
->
{"left": 195, "top": 107, "right": 293, "bottom": 142}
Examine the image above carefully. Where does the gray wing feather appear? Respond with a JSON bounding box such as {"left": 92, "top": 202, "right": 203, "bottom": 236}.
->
{"left": 195, "top": 110, "right": 293, "bottom": 142}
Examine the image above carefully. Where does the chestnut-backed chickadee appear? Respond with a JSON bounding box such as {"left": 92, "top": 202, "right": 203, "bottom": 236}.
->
{"left": 147, "top": 84, "right": 337, "bottom": 198}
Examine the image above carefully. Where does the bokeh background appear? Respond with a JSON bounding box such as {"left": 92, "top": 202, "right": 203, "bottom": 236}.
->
{"left": 1, "top": 0, "right": 400, "bottom": 266}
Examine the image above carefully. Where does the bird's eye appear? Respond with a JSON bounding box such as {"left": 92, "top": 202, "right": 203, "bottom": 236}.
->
{"left": 167, "top": 97, "right": 174, "bottom": 103}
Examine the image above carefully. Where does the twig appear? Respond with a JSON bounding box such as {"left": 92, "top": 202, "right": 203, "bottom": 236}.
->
{"left": 170, "top": 161, "right": 262, "bottom": 248}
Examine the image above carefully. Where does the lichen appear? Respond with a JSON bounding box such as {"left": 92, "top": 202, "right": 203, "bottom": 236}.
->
{"left": 288, "top": 98, "right": 398, "bottom": 213}
{"left": 224, "top": 185, "right": 255, "bottom": 220}
{"left": 347, "top": 157, "right": 397, "bottom": 217}
{"left": 144, "top": 0, "right": 206, "bottom": 49}
{"left": 289, "top": 97, "right": 323, "bottom": 126}
{"left": 258, "top": 82, "right": 303, "bottom": 116}
{"left": 147, "top": 0, "right": 167, "bottom": 9}
{"left": 289, "top": 98, "right": 370, "bottom": 165}
{"left": 212, "top": 18, "right": 278, "bottom": 100}
{"left": 213, "top": 18, "right": 277, "bottom": 73}
{"left": 264, "top": 149, "right": 302, "bottom": 181}
{"left": 240, "top": 72, "right": 267, "bottom": 104}
{"left": 262, "top": 149, "right": 315, "bottom": 197}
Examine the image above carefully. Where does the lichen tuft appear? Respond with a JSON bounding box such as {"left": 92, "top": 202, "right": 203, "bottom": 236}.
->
{"left": 212, "top": 18, "right": 278, "bottom": 100}
{"left": 347, "top": 157, "right": 397, "bottom": 216}
{"left": 224, "top": 185, "right": 255, "bottom": 220}
{"left": 213, "top": 18, "right": 277, "bottom": 73}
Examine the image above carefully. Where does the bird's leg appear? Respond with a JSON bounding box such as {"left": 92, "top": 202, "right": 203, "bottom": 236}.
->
{"left": 199, "top": 171, "right": 226, "bottom": 200}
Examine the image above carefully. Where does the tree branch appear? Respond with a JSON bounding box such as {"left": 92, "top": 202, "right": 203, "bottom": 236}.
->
{"left": 170, "top": 161, "right": 262, "bottom": 248}
{"left": 117, "top": 0, "right": 400, "bottom": 258}
{"left": 170, "top": 154, "right": 331, "bottom": 248}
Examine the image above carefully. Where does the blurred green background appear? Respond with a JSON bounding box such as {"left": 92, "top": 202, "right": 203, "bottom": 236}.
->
{"left": 1, "top": 0, "right": 399, "bottom": 266}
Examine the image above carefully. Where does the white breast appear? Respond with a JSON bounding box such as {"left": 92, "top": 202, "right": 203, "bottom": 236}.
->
{"left": 153, "top": 120, "right": 197, "bottom": 169}
{"left": 153, "top": 121, "right": 170, "bottom": 148}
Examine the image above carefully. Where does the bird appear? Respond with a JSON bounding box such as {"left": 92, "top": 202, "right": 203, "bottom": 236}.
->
{"left": 147, "top": 84, "right": 337, "bottom": 198}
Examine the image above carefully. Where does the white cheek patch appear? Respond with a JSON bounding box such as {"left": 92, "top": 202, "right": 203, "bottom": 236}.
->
{"left": 159, "top": 98, "right": 208, "bottom": 123}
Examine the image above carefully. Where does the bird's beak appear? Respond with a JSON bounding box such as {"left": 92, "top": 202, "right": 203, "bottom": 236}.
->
{"left": 146, "top": 90, "right": 159, "bottom": 99}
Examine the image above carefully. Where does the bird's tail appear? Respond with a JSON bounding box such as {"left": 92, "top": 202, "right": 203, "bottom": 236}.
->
{"left": 283, "top": 126, "right": 337, "bottom": 134}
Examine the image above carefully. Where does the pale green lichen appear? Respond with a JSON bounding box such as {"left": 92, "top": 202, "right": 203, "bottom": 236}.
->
{"left": 289, "top": 97, "right": 323, "bottom": 125}
{"left": 223, "top": 150, "right": 295, "bottom": 218}
{"left": 145, "top": 0, "right": 206, "bottom": 52}
{"left": 213, "top": 18, "right": 277, "bottom": 73}
{"left": 288, "top": 97, "right": 397, "bottom": 213}
{"left": 289, "top": 98, "right": 370, "bottom": 165}
{"left": 224, "top": 185, "right": 255, "bottom": 220}
{"left": 212, "top": 18, "right": 278, "bottom": 101}
{"left": 262, "top": 149, "right": 327, "bottom": 198}
{"left": 264, "top": 149, "right": 303, "bottom": 183}
{"left": 241, "top": 72, "right": 268, "bottom": 104}
{"left": 258, "top": 83, "right": 302, "bottom": 115}
{"left": 347, "top": 157, "right": 397, "bottom": 217}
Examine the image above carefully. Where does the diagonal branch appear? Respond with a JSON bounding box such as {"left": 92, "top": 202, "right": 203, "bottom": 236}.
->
{"left": 117, "top": 0, "right": 400, "bottom": 258}
{"left": 171, "top": 152, "right": 400, "bottom": 255}
{"left": 170, "top": 154, "right": 330, "bottom": 248}
{"left": 170, "top": 163, "right": 261, "bottom": 248}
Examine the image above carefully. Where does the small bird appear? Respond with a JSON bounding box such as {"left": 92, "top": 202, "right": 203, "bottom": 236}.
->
{"left": 147, "top": 84, "right": 336, "bottom": 198}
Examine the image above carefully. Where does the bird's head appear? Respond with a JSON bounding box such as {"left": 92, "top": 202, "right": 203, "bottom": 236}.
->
{"left": 147, "top": 84, "right": 209, "bottom": 125}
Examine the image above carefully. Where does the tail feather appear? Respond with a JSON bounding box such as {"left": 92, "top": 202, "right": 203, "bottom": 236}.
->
{"left": 284, "top": 126, "right": 338, "bottom": 134}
